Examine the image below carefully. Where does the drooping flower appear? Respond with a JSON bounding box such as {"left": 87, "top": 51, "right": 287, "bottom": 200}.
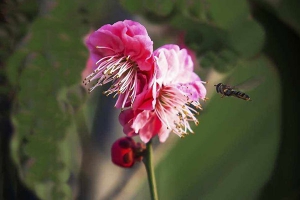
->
{"left": 83, "top": 20, "right": 155, "bottom": 109}
{"left": 111, "top": 137, "right": 145, "bottom": 168}
{"left": 119, "top": 45, "right": 207, "bottom": 143}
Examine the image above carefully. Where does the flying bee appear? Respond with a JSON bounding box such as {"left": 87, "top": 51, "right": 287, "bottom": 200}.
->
{"left": 214, "top": 83, "right": 251, "bottom": 101}
{"left": 214, "top": 77, "right": 264, "bottom": 101}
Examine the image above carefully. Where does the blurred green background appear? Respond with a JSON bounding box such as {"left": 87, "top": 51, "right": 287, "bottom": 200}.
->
{"left": 1, "top": 0, "right": 299, "bottom": 200}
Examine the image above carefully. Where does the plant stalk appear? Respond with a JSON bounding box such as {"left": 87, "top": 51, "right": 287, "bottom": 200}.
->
{"left": 143, "top": 139, "right": 159, "bottom": 200}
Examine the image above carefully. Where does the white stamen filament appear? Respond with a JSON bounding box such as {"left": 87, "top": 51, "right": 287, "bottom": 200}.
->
{"left": 155, "top": 85, "right": 201, "bottom": 137}
{"left": 83, "top": 52, "right": 138, "bottom": 108}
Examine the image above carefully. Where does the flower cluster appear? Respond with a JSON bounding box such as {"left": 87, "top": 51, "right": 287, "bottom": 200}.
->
{"left": 83, "top": 20, "right": 206, "bottom": 144}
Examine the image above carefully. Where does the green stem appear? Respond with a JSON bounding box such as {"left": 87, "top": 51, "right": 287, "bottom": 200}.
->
{"left": 143, "top": 139, "right": 159, "bottom": 200}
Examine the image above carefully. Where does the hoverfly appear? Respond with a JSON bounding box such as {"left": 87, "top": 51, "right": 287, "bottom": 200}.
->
{"left": 214, "top": 77, "right": 263, "bottom": 101}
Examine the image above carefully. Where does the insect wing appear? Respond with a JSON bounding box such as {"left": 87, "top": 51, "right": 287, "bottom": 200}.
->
{"left": 232, "top": 76, "right": 264, "bottom": 92}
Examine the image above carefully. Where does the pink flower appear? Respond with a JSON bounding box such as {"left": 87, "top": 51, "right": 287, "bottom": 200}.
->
{"left": 83, "top": 20, "right": 155, "bottom": 109}
{"left": 119, "top": 45, "right": 206, "bottom": 143}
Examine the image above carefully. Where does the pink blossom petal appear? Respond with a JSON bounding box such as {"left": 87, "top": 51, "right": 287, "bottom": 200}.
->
{"left": 83, "top": 20, "right": 155, "bottom": 109}
{"left": 157, "top": 125, "right": 170, "bottom": 143}
{"left": 119, "top": 109, "right": 137, "bottom": 137}
{"left": 137, "top": 112, "right": 162, "bottom": 143}
{"left": 131, "top": 110, "right": 151, "bottom": 133}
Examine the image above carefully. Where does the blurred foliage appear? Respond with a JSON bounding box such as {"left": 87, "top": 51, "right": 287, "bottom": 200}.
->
{"left": 251, "top": 1, "right": 300, "bottom": 199}
{"left": 4, "top": 0, "right": 92, "bottom": 199}
{"left": 121, "top": 0, "right": 265, "bottom": 73}
{"left": 0, "top": 0, "right": 39, "bottom": 62}
{"left": 2, "top": 0, "right": 132, "bottom": 198}
{"left": 1, "top": 0, "right": 300, "bottom": 199}
{"left": 1, "top": 1, "right": 40, "bottom": 199}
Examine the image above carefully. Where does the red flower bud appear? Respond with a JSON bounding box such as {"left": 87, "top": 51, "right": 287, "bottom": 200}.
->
{"left": 111, "top": 137, "right": 145, "bottom": 168}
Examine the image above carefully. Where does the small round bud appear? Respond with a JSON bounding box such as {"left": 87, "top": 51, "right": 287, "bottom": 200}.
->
{"left": 111, "top": 137, "right": 136, "bottom": 168}
{"left": 111, "top": 137, "right": 146, "bottom": 168}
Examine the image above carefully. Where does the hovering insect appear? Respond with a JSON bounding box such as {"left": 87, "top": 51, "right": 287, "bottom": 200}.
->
{"left": 214, "top": 83, "right": 251, "bottom": 101}
{"left": 214, "top": 77, "right": 263, "bottom": 101}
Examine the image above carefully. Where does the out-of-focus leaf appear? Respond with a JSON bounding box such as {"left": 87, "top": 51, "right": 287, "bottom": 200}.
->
{"left": 120, "top": 0, "right": 144, "bottom": 13}
{"left": 6, "top": 50, "right": 29, "bottom": 87}
{"left": 226, "top": 20, "right": 266, "bottom": 58}
{"left": 206, "top": 0, "right": 250, "bottom": 29}
{"left": 187, "top": 27, "right": 224, "bottom": 54}
{"left": 277, "top": 0, "right": 300, "bottom": 36}
{"left": 144, "top": 0, "right": 175, "bottom": 17}
{"left": 121, "top": 0, "right": 174, "bottom": 17}
{"left": 257, "top": 0, "right": 300, "bottom": 37}
{"left": 177, "top": 0, "right": 210, "bottom": 21}
{"left": 170, "top": 11, "right": 265, "bottom": 72}
{"left": 132, "top": 55, "right": 280, "bottom": 200}
{"left": 6, "top": 0, "right": 92, "bottom": 199}
{"left": 200, "top": 50, "right": 239, "bottom": 73}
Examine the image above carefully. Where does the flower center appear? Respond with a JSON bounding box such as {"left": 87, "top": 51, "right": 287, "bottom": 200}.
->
{"left": 155, "top": 85, "right": 202, "bottom": 137}
{"left": 83, "top": 51, "right": 138, "bottom": 108}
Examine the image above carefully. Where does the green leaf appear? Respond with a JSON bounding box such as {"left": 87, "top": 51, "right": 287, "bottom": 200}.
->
{"left": 120, "top": 0, "right": 144, "bottom": 13}
{"left": 226, "top": 20, "right": 266, "bottom": 58}
{"left": 206, "top": 0, "right": 250, "bottom": 29}
{"left": 7, "top": 0, "right": 91, "bottom": 199}
{"left": 258, "top": 0, "right": 300, "bottom": 37}
{"left": 200, "top": 50, "right": 239, "bottom": 73}
{"left": 177, "top": 0, "right": 210, "bottom": 21}
{"left": 144, "top": 0, "right": 174, "bottom": 16}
